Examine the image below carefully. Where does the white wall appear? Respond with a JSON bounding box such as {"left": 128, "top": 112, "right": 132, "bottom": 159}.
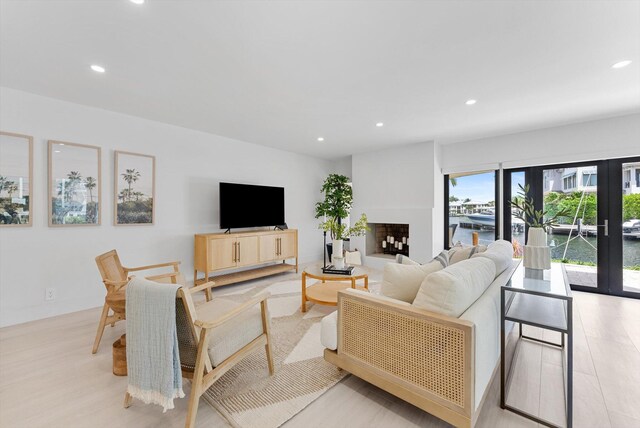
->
{"left": 349, "top": 141, "right": 441, "bottom": 268}
{"left": 441, "top": 113, "right": 640, "bottom": 173}
{"left": 0, "top": 87, "right": 335, "bottom": 327}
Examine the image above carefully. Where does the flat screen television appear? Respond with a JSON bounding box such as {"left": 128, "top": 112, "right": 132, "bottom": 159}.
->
{"left": 219, "top": 182, "right": 285, "bottom": 229}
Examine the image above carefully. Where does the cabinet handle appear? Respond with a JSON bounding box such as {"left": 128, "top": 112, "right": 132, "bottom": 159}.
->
{"left": 233, "top": 242, "right": 237, "bottom": 262}
{"left": 278, "top": 238, "right": 281, "bottom": 256}
{"left": 238, "top": 242, "right": 241, "bottom": 262}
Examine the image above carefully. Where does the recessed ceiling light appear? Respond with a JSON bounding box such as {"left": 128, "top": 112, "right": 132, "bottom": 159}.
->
{"left": 317, "top": 137, "right": 324, "bottom": 142}
{"left": 376, "top": 122, "right": 384, "bottom": 127}
{"left": 58, "top": 143, "right": 65, "bottom": 146}
{"left": 90, "top": 65, "right": 106, "bottom": 73}
{"left": 130, "top": 0, "right": 145, "bottom": 4}
{"left": 465, "top": 99, "right": 477, "bottom": 105}
{"left": 612, "top": 60, "right": 632, "bottom": 69}
{"left": 54, "top": 150, "right": 61, "bottom": 153}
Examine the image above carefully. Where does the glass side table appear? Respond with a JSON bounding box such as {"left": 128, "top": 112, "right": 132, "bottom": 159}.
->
{"left": 501, "top": 262, "right": 573, "bottom": 428}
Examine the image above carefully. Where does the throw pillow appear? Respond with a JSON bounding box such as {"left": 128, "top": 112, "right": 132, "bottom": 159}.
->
{"left": 449, "top": 244, "right": 488, "bottom": 265}
{"left": 381, "top": 261, "right": 443, "bottom": 303}
{"left": 412, "top": 257, "right": 496, "bottom": 317}
{"left": 395, "top": 254, "right": 421, "bottom": 265}
{"left": 432, "top": 250, "right": 450, "bottom": 268}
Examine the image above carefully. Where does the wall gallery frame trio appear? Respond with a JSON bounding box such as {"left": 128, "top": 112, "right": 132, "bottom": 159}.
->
{"left": 0, "top": 131, "right": 155, "bottom": 227}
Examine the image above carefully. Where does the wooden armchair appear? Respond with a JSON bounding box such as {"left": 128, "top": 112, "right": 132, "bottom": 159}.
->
{"left": 93, "top": 249, "right": 193, "bottom": 354}
{"left": 124, "top": 280, "right": 274, "bottom": 428}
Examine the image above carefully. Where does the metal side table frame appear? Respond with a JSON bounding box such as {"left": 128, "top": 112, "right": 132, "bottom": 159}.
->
{"left": 500, "top": 264, "right": 573, "bottom": 428}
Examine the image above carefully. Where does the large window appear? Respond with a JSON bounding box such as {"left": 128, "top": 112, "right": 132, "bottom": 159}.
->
{"left": 445, "top": 170, "right": 497, "bottom": 247}
{"left": 563, "top": 173, "right": 576, "bottom": 190}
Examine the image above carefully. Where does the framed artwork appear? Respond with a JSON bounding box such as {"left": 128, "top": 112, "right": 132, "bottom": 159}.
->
{"left": 0, "top": 132, "right": 33, "bottom": 227}
{"left": 114, "top": 151, "right": 155, "bottom": 225}
{"left": 48, "top": 140, "right": 101, "bottom": 226}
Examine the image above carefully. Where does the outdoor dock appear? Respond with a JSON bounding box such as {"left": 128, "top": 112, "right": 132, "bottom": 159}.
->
{"left": 550, "top": 224, "right": 598, "bottom": 236}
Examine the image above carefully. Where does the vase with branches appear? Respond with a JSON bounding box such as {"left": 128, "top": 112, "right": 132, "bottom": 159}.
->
{"left": 509, "top": 184, "right": 570, "bottom": 233}
{"left": 314, "top": 174, "right": 369, "bottom": 262}
{"left": 510, "top": 183, "right": 571, "bottom": 272}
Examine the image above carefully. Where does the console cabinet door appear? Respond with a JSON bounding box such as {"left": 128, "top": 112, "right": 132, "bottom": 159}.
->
{"left": 278, "top": 233, "right": 296, "bottom": 259}
{"left": 259, "top": 235, "right": 277, "bottom": 262}
{"left": 236, "top": 236, "right": 259, "bottom": 267}
{"left": 209, "top": 237, "right": 237, "bottom": 271}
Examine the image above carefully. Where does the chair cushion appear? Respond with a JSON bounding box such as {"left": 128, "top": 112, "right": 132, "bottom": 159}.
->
{"left": 381, "top": 261, "right": 443, "bottom": 303}
{"left": 472, "top": 240, "right": 514, "bottom": 276}
{"left": 412, "top": 257, "right": 496, "bottom": 317}
{"left": 205, "top": 298, "right": 265, "bottom": 367}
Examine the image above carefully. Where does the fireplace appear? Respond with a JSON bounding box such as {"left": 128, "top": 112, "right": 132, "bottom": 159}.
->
{"left": 366, "top": 223, "right": 410, "bottom": 258}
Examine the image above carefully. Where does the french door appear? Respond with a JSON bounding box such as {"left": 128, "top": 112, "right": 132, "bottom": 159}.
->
{"left": 504, "top": 158, "right": 640, "bottom": 298}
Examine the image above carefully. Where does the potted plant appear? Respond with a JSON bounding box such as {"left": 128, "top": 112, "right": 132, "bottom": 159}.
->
{"left": 509, "top": 184, "right": 570, "bottom": 274}
{"left": 315, "top": 174, "right": 369, "bottom": 264}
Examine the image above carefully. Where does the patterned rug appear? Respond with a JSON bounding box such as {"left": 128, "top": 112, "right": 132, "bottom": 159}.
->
{"left": 201, "top": 279, "right": 350, "bottom": 428}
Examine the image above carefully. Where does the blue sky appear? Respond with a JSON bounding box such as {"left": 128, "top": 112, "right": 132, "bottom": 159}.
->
{"left": 449, "top": 171, "right": 526, "bottom": 203}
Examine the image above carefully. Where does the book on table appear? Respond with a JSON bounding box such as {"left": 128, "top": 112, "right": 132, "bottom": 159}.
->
{"left": 321, "top": 265, "right": 355, "bottom": 275}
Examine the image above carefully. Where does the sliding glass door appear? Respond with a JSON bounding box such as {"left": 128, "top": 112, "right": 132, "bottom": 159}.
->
{"left": 502, "top": 158, "right": 640, "bottom": 298}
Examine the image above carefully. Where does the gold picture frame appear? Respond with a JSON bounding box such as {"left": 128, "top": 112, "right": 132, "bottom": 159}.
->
{"left": 114, "top": 151, "right": 155, "bottom": 226}
{"left": 0, "top": 131, "right": 33, "bottom": 227}
{"left": 48, "top": 140, "right": 102, "bottom": 227}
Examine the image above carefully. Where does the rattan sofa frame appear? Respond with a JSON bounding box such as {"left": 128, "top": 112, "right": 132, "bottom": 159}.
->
{"left": 324, "top": 289, "right": 491, "bottom": 428}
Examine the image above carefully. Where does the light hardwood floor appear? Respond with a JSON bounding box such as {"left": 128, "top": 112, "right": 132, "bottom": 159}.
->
{"left": 1, "top": 267, "right": 639, "bottom": 428}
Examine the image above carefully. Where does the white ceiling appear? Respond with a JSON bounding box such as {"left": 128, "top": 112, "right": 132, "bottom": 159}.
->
{"left": 1, "top": 1, "right": 639, "bottom": 159}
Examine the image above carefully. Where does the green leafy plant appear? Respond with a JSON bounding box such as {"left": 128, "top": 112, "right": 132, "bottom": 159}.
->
{"left": 314, "top": 174, "right": 369, "bottom": 240}
{"left": 509, "top": 184, "right": 571, "bottom": 232}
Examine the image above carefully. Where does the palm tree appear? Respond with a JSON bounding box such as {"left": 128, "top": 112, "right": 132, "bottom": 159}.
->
{"left": 85, "top": 177, "right": 97, "bottom": 202}
{"left": 118, "top": 189, "right": 131, "bottom": 203}
{"left": 0, "top": 176, "right": 6, "bottom": 196}
{"left": 133, "top": 191, "right": 145, "bottom": 202}
{"left": 450, "top": 177, "right": 457, "bottom": 187}
{"left": 121, "top": 169, "right": 141, "bottom": 202}
{"left": 66, "top": 171, "right": 83, "bottom": 202}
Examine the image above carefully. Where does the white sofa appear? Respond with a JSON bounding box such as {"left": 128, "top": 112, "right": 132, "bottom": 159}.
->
{"left": 321, "top": 240, "right": 520, "bottom": 428}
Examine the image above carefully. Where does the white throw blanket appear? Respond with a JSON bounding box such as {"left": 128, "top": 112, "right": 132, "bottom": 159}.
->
{"left": 126, "top": 277, "right": 185, "bottom": 412}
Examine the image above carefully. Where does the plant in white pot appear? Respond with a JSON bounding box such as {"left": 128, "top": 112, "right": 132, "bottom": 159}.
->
{"left": 510, "top": 184, "right": 570, "bottom": 277}
{"left": 315, "top": 174, "right": 369, "bottom": 267}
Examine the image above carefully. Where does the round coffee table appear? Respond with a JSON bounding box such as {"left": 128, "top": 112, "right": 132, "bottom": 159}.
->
{"left": 301, "top": 264, "right": 368, "bottom": 312}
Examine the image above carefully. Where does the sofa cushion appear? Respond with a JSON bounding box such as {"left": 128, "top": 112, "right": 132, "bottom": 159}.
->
{"left": 395, "top": 254, "right": 421, "bottom": 265}
{"left": 321, "top": 289, "right": 413, "bottom": 351}
{"left": 381, "top": 261, "right": 443, "bottom": 303}
{"left": 320, "top": 310, "right": 338, "bottom": 350}
{"left": 472, "top": 240, "right": 513, "bottom": 275}
{"left": 412, "top": 257, "right": 496, "bottom": 317}
{"left": 448, "top": 244, "right": 488, "bottom": 265}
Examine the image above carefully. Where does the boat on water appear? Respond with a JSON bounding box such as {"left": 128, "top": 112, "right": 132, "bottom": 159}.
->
{"left": 459, "top": 210, "right": 525, "bottom": 233}
{"left": 464, "top": 212, "right": 495, "bottom": 228}
{"left": 623, "top": 219, "right": 640, "bottom": 239}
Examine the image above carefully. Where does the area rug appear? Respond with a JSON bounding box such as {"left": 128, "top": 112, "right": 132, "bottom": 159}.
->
{"left": 202, "top": 279, "right": 365, "bottom": 428}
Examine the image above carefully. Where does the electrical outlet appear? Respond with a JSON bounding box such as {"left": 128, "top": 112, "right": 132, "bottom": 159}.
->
{"left": 45, "top": 288, "right": 56, "bottom": 301}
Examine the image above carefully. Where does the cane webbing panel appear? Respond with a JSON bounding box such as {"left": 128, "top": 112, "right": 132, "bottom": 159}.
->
{"left": 339, "top": 297, "right": 466, "bottom": 407}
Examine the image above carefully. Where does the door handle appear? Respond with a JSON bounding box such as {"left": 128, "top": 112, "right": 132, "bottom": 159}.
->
{"left": 597, "top": 219, "right": 609, "bottom": 237}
